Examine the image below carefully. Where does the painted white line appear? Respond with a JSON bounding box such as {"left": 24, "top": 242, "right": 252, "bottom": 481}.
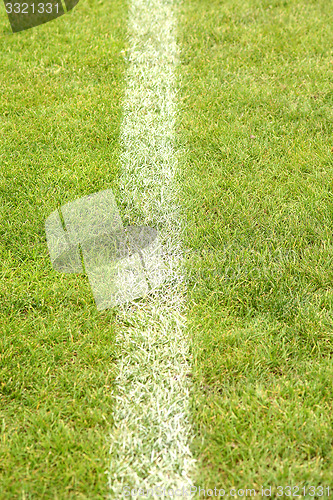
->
{"left": 107, "top": 0, "right": 196, "bottom": 496}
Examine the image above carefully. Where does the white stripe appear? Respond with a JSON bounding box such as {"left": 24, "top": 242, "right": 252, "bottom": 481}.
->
{"left": 107, "top": 0, "right": 196, "bottom": 496}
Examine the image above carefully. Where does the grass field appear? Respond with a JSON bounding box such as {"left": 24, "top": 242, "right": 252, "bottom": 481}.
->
{"left": 1, "top": 0, "right": 333, "bottom": 497}
{"left": 179, "top": 0, "right": 333, "bottom": 493}
{"left": 0, "top": 0, "right": 128, "bottom": 497}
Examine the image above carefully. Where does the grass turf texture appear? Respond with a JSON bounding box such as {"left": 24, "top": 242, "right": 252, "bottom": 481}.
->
{"left": 0, "top": 0, "right": 128, "bottom": 497}
{"left": 2, "top": 0, "right": 333, "bottom": 495}
{"left": 178, "top": 0, "right": 333, "bottom": 491}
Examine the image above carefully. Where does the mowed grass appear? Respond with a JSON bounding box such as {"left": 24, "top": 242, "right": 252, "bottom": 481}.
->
{"left": 0, "top": 1, "right": 128, "bottom": 497}
{"left": 178, "top": 0, "right": 333, "bottom": 491}
{"left": 2, "top": 0, "right": 333, "bottom": 496}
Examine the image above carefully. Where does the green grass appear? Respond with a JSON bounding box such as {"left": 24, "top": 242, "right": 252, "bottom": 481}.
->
{"left": 0, "top": 0, "right": 128, "bottom": 497}
{"left": 178, "top": 0, "right": 333, "bottom": 492}
{"left": 2, "top": 0, "right": 333, "bottom": 496}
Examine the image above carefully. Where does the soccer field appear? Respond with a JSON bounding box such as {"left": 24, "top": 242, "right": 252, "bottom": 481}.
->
{"left": 1, "top": 0, "right": 333, "bottom": 497}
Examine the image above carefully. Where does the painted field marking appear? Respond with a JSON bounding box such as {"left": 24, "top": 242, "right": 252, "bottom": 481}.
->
{"left": 107, "top": 0, "right": 196, "bottom": 496}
